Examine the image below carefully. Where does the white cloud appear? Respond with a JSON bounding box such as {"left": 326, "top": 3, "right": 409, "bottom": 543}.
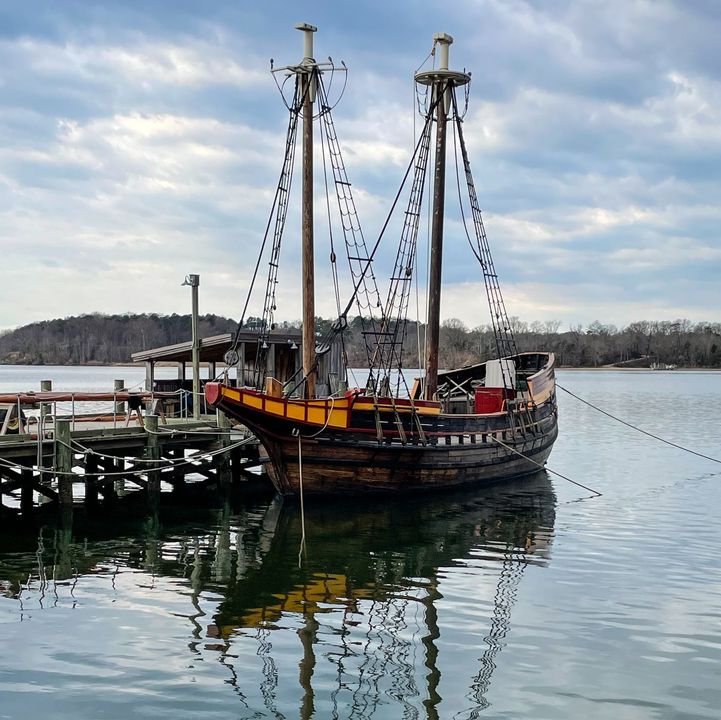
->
{"left": 2, "top": 1, "right": 721, "bottom": 333}
{"left": 6, "top": 37, "right": 266, "bottom": 90}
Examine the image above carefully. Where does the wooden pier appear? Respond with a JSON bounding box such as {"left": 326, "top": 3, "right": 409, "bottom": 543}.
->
{"left": 0, "top": 408, "right": 269, "bottom": 519}
{"left": 0, "top": 330, "right": 304, "bottom": 520}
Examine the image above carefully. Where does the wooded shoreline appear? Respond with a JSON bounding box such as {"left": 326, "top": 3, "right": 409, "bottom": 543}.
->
{"left": 1, "top": 313, "right": 720, "bottom": 369}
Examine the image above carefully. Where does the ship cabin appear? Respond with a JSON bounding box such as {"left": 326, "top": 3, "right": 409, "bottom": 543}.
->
{"left": 131, "top": 328, "right": 349, "bottom": 412}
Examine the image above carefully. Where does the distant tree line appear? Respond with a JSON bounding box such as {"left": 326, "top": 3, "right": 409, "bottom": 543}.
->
{"left": 460, "top": 318, "right": 721, "bottom": 369}
{"left": 0, "top": 313, "right": 719, "bottom": 368}
{"left": 0, "top": 313, "right": 238, "bottom": 365}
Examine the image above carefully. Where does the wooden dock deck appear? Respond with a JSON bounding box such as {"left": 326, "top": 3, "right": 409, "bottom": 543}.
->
{"left": 0, "top": 413, "right": 268, "bottom": 518}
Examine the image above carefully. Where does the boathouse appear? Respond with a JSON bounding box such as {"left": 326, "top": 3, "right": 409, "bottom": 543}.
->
{"left": 131, "top": 330, "right": 303, "bottom": 395}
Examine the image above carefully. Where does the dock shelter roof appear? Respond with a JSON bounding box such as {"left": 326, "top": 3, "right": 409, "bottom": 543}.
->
{"left": 131, "top": 330, "right": 302, "bottom": 365}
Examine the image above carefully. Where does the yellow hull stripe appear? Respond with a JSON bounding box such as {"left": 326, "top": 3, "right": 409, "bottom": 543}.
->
{"left": 353, "top": 401, "right": 440, "bottom": 416}
{"left": 219, "top": 387, "right": 441, "bottom": 428}
{"left": 220, "top": 387, "right": 351, "bottom": 429}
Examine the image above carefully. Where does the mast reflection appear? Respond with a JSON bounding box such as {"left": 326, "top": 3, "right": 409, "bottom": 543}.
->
{"left": 207, "top": 471, "right": 555, "bottom": 717}
{"left": 0, "top": 471, "right": 555, "bottom": 717}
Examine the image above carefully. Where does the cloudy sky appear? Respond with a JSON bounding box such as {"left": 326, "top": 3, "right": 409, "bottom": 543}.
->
{"left": 1, "top": 0, "right": 719, "bottom": 332}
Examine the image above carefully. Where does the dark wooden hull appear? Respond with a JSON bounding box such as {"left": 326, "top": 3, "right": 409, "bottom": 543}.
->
{"left": 206, "top": 351, "right": 559, "bottom": 496}
{"left": 224, "top": 400, "right": 558, "bottom": 496}
{"left": 258, "top": 425, "right": 557, "bottom": 495}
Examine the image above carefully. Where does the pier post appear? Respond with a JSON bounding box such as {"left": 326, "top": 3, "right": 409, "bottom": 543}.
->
{"left": 114, "top": 379, "right": 125, "bottom": 417}
{"left": 85, "top": 453, "right": 99, "bottom": 509}
{"left": 40, "top": 379, "right": 52, "bottom": 420}
{"left": 55, "top": 419, "right": 73, "bottom": 507}
{"left": 145, "top": 414, "right": 161, "bottom": 506}
{"left": 181, "top": 273, "right": 201, "bottom": 419}
{"left": 217, "top": 410, "right": 232, "bottom": 492}
{"left": 38, "top": 437, "right": 53, "bottom": 505}
{"left": 145, "top": 361, "right": 155, "bottom": 392}
{"left": 56, "top": 508, "right": 74, "bottom": 580}
{"left": 169, "top": 448, "right": 186, "bottom": 495}
{"left": 212, "top": 503, "right": 232, "bottom": 582}
{"left": 113, "top": 455, "right": 125, "bottom": 499}
{"left": 20, "top": 468, "right": 33, "bottom": 515}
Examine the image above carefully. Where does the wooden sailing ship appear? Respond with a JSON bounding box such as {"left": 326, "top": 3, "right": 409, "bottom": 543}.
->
{"left": 206, "top": 25, "right": 558, "bottom": 495}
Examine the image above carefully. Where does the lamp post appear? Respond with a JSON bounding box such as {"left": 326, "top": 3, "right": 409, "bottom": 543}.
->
{"left": 182, "top": 274, "right": 201, "bottom": 419}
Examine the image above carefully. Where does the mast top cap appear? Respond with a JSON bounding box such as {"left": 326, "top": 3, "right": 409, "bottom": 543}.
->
{"left": 433, "top": 32, "right": 453, "bottom": 45}
{"left": 415, "top": 30, "right": 468, "bottom": 84}
{"left": 295, "top": 22, "right": 317, "bottom": 63}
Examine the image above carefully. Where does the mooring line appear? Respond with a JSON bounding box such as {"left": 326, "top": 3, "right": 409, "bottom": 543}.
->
{"left": 557, "top": 384, "right": 721, "bottom": 466}
{"left": 489, "top": 435, "right": 602, "bottom": 498}
{"left": 292, "top": 395, "right": 334, "bottom": 566}
{"left": 297, "top": 432, "right": 307, "bottom": 567}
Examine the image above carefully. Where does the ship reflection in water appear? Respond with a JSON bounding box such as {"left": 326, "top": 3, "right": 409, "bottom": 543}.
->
{"left": 0, "top": 473, "right": 555, "bottom": 719}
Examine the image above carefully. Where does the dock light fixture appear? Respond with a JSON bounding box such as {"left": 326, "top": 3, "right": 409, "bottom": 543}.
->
{"left": 182, "top": 273, "right": 201, "bottom": 419}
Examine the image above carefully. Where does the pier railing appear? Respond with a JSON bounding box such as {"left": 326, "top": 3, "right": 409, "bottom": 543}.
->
{"left": 0, "top": 386, "right": 214, "bottom": 436}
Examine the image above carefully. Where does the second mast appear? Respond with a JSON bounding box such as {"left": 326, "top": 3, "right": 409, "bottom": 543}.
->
{"left": 415, "top": 33, "right": 470, "bottom": 401}
{"left": 297, "top": 22, "right": 317, "bottom": 399}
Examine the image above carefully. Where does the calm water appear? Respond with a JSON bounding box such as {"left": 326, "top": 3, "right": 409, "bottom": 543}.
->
{"left": 1, "top": 368, "right": 720, "bottom": 719}
{"left": 0, "top": 364, "right": 174, "bottom": 394}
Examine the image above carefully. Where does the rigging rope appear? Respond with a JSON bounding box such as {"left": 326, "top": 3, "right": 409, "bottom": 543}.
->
{"left": 373, "top": 101, "right": 434, "bottom": 383}
{"left": 253, "top": 73, "right": 308, "bottom": 388}
{"left": 450, "top": 90, "right": 519, "bottom": 367}
{"left": 318, "top": 98, "right": 342, "bottom": 319}
{"left": 421, "top": 87, "right": 434, "bottom": 391}
{"left": 316, "top": 76, "right": 384, "bottom": 370}
{"left": 225, "top": 76, "right": 305, "bottom": 377}
{"left": 557, "top": 384, "right": 721, "bottom": 465}
{"left": 289, "top": 94, "right": 444, "bottom": 398}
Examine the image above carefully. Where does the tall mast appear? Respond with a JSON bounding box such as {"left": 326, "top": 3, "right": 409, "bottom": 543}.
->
{"left": 416, "top": 34, "right": 470, "bottom": 401}
{"left": 297, "top": 22, "right": 317, "bottom": 399}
